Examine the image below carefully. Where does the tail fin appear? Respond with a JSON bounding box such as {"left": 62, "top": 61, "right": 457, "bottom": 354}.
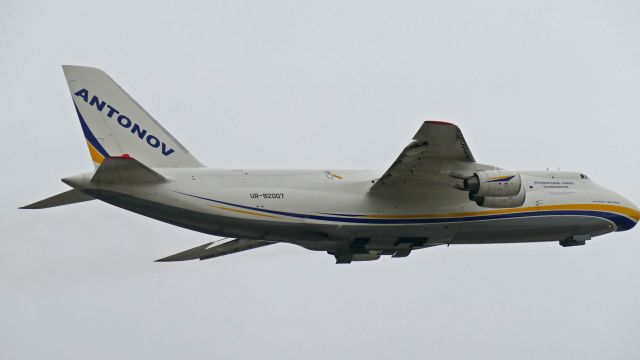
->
{"left": 62, "top": 65, "right": 203, "bottom": 168}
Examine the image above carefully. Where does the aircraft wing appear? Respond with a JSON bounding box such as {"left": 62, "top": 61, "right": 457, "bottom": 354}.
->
{"left": 155, "top": 238, "right": 274, "bottom": 262}
{"left": 370, "top": 121, "right": 476, "bottom": 192}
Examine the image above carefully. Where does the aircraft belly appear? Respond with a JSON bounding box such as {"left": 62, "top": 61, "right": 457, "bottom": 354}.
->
{"left": 453, "top": 215, "right": 614, "bottom": 244}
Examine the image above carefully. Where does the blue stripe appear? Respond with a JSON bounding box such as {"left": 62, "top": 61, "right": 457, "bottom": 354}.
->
{"left": 172, "top": 191, "right": 636, "bottom": 230}
{"left": 74, "top": 104, "right": 109, "bottom": 157}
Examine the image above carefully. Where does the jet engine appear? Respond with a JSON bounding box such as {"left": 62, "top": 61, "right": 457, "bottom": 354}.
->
{"left": 463, "top": 170, "right": 526, "bottom": 208}
{"left": 473, "top": 190, "right": 526, "bottom": 208}
{"left": 464, "top": 170, "right": 522, "bottom": 197}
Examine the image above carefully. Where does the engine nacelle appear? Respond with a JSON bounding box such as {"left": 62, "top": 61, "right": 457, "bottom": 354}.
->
{"left": 464, "top": 170, "right": 522, "bottom": 197}
{"left": 473, "top": 188, "right": 526, "bottom": 208}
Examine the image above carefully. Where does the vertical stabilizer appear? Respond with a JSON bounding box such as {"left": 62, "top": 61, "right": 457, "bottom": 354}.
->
{"left": 62, "top": 65, "right": 203, "bottom": 168}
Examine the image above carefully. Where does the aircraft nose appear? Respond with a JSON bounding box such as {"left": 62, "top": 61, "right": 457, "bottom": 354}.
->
{"left": 630, "top": 200, "right": 640, "bottom": 223}
{"left": 619, "top": 197, "right": 640, "bottom": 231}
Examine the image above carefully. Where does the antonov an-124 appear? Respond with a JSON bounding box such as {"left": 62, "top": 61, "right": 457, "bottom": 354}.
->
{"left": 21, "top": 66, "right": 640, "bottom": 264}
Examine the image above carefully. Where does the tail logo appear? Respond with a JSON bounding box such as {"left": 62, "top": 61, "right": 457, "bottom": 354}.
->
{"left": 74, "top": 88, "right": 175, "bottom": 157}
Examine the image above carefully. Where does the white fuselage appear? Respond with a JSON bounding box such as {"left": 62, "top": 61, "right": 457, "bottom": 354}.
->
{"left": 63, "top": 167, "right": 639, "bottom": 252}
{"left": 50, "top": 66, "right": 639, "bottom": 260}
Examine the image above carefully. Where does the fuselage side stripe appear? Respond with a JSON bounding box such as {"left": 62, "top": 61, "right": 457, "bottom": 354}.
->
{"left": 172, "top": 190, "right": 638, "bottom": 230}
{"left": 324, "top": 204, "right": 640, "bottom": 221}
{"left": 207, "top": 205, "right": 282, "bottom": 219}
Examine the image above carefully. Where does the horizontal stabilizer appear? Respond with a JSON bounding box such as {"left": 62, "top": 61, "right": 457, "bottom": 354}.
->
{"left": 156, "top": 238, "right": 274, "bottom": 262}
{"left": 20, "top": 189, "right": 95, "bottom": 209}
{"left": 91, "top": 156, "right": 166, "bottom": 184}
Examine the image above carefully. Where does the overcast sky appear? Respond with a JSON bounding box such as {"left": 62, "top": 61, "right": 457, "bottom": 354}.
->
{"left": 1, "top": 1, "right": 639, "bottom": 359}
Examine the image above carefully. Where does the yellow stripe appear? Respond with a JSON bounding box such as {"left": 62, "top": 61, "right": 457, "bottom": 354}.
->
{"left": 208, "top": 205, "right": 281, "bottom": 219}
{"left": 487, "top": 175, "right": 511, "bottom": 181}
{"left": 359, "top": 204, "right": 640, "bottom": 221}
{"left": 86, "top": 140, "right": 105, "bottom": 164}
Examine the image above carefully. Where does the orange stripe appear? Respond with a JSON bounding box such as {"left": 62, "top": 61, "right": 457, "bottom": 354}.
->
{"left": 208, "top": 205, "right": 281, "bottom": 219}
{"left": 86, "top": 140, "right": 105, "bottom": 164}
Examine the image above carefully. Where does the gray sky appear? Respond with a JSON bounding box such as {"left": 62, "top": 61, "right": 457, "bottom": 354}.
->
{"left": 1, "top": 1, "right": 639, "bottom": 359}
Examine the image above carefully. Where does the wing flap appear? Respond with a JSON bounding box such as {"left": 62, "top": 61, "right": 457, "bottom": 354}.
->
{"left": 155, "top": 238, "right": 274, "bottom": 262}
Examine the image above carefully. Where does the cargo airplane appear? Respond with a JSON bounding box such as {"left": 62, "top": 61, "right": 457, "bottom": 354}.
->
{"left": 21, "top": 66, "right": 640, "bottom": 263}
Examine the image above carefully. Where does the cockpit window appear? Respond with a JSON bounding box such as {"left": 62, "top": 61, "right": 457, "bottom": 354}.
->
{"left": 580, "top": 174, "right": 589, "bottom": 180}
